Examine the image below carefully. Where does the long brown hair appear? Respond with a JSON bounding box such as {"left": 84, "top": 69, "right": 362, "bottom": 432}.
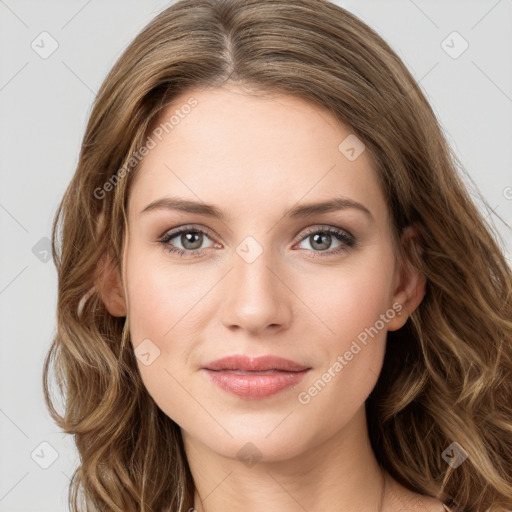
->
{"left": 43, "top": 0, "right": 512, "bottom": 510}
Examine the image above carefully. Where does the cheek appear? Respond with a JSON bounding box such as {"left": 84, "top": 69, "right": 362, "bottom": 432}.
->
{"left": 292, "top": 244, "right": 396, "bottom": 400}
{"left": 125, "top": 245, "right": 208, "bottom": 344}
{"left": 304, "top": 243, "right": 396, "bottom": 347}
{"left": 294, "top": 243, "right": 397, "bottom": 423}
{"left": 123, "top": 248, "right": 219, "bottom": 418}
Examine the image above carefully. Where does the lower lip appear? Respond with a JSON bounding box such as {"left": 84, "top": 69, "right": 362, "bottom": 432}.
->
{"left": 203, "top": 369, "right": 310, "bottom": 399}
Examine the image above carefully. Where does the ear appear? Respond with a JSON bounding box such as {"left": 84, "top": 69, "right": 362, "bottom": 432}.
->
{"left": 94, "top": 252, "right": 127, "bottom": 317}
{"left": 387, "top": 225, "right": 426, "bottom": 331}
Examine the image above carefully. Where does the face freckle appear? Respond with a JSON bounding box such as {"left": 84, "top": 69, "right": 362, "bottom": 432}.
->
{"left": 122, "top": 83, "right": 406, "bottom": 463}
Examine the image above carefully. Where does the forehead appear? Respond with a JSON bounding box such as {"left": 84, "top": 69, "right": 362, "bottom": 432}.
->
{"left": 128, "top": 85, "right": 386, "bottom": 221}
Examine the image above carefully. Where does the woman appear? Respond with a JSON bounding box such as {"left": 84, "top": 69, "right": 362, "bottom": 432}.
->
{"left": 43, "top": 0, "right": 512, "bottom": 511}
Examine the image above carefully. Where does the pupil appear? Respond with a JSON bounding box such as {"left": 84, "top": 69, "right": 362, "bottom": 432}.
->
{"left": 182, "top": 231, "right": 202, "bottom": 250}
{"left": 312, "top": 233, "right": 331, "bottom": 250}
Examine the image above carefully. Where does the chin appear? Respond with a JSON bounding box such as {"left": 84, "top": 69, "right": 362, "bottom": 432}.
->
{"left": 180, "top": 411, "right": 320, "bottom": 464}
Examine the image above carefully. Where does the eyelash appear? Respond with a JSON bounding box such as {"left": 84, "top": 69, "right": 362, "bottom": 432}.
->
{"left": 158, "top": 224, "right": 356, "bottom": 259}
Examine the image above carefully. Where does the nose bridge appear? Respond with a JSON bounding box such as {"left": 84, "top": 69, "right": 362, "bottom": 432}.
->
{"left": 220, "top": 234, "right": 291, "bottom": 333}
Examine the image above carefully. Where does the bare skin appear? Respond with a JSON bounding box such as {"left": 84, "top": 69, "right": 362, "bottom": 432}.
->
{"left": 98, "top": 83, "right": 446, "bottom": 511}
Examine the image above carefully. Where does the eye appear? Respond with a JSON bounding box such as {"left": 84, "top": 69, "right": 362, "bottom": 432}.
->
{"left": 158, "top": 224, "right": 356, "bottom": 259}
{"left": 159, "top": 225, "right": 217, "bottom": 258}
{"left": 295, "top": 225, "right": 356, "bottom": 257}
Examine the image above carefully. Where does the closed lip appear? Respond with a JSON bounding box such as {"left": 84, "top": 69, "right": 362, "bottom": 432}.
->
{"left": 203, "top": 355, "right": 310, "bottom": 372}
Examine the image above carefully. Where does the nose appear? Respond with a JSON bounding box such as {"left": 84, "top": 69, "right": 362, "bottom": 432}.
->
{"left": 220, "top": 243, "right": 292, "bottom": 336}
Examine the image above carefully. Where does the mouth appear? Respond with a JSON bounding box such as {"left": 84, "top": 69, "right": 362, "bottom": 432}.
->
{"left": 202, "top": 355, "right": 311, "bottom": 399}
{"left": 203, "top": 354, "right": 310, "bottom": 372}
{"left": 211, "top": 369, "right": 299, "bottom": 375}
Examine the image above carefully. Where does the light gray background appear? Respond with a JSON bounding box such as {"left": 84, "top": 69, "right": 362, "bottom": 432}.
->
{"left": 1, "top": 1, "right": 511, "bottom": 510}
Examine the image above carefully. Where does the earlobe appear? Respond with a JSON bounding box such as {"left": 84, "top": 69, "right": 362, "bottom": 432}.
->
{"left": 94, "top": 253, "right": 127, "bottom": 317}
{"left": 387, "top": 226, "right": 426, "bottom": 332}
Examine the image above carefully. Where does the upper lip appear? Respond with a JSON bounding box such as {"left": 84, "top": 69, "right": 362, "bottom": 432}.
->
{"left": 203, "top": 355, "right": 310, "bottom": 372}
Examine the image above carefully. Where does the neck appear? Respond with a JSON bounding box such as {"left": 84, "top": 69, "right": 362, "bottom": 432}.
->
{"left": 183, "top": 405, "right": 389, "bottom": 512}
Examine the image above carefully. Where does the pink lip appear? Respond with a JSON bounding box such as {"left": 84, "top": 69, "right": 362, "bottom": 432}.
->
{"left": 202, "top": 355, "right": 311, "bottom": 399}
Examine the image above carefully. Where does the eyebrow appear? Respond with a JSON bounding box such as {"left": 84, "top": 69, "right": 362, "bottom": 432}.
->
{"left": 140, "top": 195, "right": 374, "bottom": 222}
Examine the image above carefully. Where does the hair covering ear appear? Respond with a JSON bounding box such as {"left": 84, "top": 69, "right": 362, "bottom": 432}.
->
{"left": 387, "top": 226, "right": 426, "bottom": 331}
{"left": 94, "top": 253, "right": 127, "bottom": 317}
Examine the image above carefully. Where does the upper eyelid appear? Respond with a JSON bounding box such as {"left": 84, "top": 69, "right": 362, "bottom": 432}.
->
{"left": 299, "top": 224, "right": 353, "bottom": 237}
{"left": 161, "top": 224, "right": 216, "bottom": 239}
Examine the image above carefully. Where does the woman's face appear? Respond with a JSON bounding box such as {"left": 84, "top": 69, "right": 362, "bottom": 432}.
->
{"left": 118, "top": 84, "right": 414, "bottom": 462}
